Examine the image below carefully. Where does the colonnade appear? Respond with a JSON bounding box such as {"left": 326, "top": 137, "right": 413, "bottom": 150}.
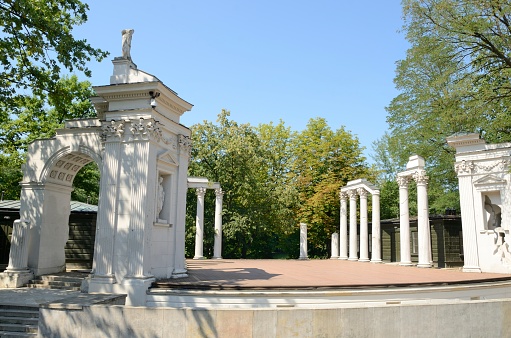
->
{"left": 339, "top": 179, "right": 381, "bottom": 263}
{"left": 187, "top": 177, "right": 224, "bottom": 259}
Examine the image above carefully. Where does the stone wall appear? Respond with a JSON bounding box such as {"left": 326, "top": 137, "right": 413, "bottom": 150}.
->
{"left": 39, "top": 298, "right": 511, "bottom": 337}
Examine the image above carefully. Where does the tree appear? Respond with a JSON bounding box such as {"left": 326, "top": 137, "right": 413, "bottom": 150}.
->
{"left": 0, "top": 1, "right": 106, "bottom": 202}
{"left": 0, "top": 0, "right": 107, "bottom": 106}
{"left": 0, "top": 75, "right": 98, "bottom": 200}
{"left": 291, "top": 118, "right": 373, "bottom": 258}
{"left": 186, "top": 111, "right": 297, "bottom": 258}
{"left": 375, "top": 0, "right": 511, "bottom": 214}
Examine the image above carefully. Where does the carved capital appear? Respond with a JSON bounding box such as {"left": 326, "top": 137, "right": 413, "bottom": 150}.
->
{"left": 215, "top": 188, "right": 224, "bottom": 197}
{"left": 178, "top": 135, "right": 192, "bottom": 155}
{"left": 347, "top": 189, "right": 357, "bottom": 199}
{"left": 339, "top": 191, "right": 348, "bottom": 201}
{"left": 454, "top": 160, "right": 474, "bottom": 175}
{"left": 102, "top": 120, "right": 125, "bottom": 141}
{"left": 396, "top": 176, "right": 410, "bottom": 188}
{"left": 413, "top": 169, "right": 429, "bottom": 185}
{"left": 196, "top": 187, "right": 207, "bottom": 197}
{"left": 357, "top": 188, "right": 368, "bottom": 197}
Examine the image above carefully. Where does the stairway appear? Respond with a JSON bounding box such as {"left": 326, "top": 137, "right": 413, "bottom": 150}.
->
{"left": 0, "top": 304, "right": 39, "bottom": 337}
{"left": 25, "top": 272, "right": 87, "bottom": 291}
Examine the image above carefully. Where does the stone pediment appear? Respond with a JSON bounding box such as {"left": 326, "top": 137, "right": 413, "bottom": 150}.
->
{"left": 158, "top": 150, "right": 178, "bottom": 166}
{"left": 474, "top": 174, "right": 507, "bottom": 191}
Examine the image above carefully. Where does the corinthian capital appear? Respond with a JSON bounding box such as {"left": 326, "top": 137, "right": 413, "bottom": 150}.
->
{"left": 454, "top": 160, "right": 474, "bottom": 175}
{"left": 413, "top": 169, "right": 429, "bottom": 185}
{"left": 396, "top": 176, "right": 410, "bottom": 188}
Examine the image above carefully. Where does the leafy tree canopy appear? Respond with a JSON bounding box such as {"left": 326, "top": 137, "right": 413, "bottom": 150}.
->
{"left": 374, "top": 0, "right": 511, "bottom": 214}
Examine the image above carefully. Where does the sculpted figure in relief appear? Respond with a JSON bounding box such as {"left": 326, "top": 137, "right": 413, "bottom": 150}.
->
{"left": 121, "top": 29, "right": 134, "bottom": 59}
{"left": 157, "top": 176, "right": 165, "bottom": 216}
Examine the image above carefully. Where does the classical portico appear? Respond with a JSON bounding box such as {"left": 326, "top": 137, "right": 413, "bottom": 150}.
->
{"left": 187, "top": 177, "right": 224, "bottom": 259}
{"left": 339, "top": 179, "right": 381, "bottom": 263}
{"left": 396, "top": 155, "right": 432, "bottom": 268}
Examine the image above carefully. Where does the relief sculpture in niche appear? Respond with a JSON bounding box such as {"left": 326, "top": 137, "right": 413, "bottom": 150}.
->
{"left": 484, "top": 195, "right": 502, "bottom": 230}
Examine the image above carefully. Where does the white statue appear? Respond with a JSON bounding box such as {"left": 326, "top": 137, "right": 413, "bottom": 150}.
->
{"left": 157, "top": 176, "right": 165, "bottom": 216}
{"left": 121, "top": 29, "right": 134, "bottom": 60}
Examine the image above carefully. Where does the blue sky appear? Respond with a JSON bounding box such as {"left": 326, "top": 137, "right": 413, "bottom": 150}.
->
{"left": 75, "top": 1, "right": 408, "bottom": 161}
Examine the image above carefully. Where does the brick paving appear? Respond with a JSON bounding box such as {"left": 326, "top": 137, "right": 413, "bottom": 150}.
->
{"left": 152, "top": 259, "right": 511, "bottom": 289}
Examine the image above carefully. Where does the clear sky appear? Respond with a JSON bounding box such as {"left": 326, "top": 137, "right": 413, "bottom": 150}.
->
{"left": 74, "top": 1, "right": 409, "bottom": 161}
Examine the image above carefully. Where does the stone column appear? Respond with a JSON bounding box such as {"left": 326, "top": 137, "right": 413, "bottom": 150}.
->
{"left": 358, "top": 188, "right": 370, "bottom": 262}
{"left": 397, "top": 176, "right": 412, "bottom": 265}
{"left": 194, "top": 187, "right": 207, "bottom": 260}
{"left": 213, "top": 188, "right": 224, "bottom": 259}
{"left": 414, "top": 170, "right": 432, "bottom": 268}
{"left": 5, "top": 220, "right": 30, "bottom": 272}
{"left": 93, "top": 122, "right": 123, "bottom": 282}
{"left": 371, "top": 191, "right": 382, "bottom": 263}
{"left": 331, "top": 233, "right": 339, "bottom": 259}
{"left": 348, "top": 190, "right": 358, "bottom": 261}
{"left": 339, "top": 192, "right": 348, "bottom": 260}
{"left": 299, "top": 223, "right": 308, "bottom": 260}
{"left": 454, "top": 161, "right": 481, "bottom": 272}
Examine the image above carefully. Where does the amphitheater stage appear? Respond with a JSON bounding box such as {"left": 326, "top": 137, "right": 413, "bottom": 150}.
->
{"left": 148, "top": 259, "right": 511, "bottom": 308}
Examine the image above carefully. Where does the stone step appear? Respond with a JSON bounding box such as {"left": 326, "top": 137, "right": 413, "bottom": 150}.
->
{"left": 33, "top": 275, "right": 84, "bottom": 283}
{"left": 0, "top": 323, "right": 38, "bottom": 334}
{"left": 0, "top": 331, "right": 37, "bottom": 337}
{"left": 26, "top": 284, "right": 81, "bottom": 291}
{"left": 0, "top": 309, "right": 39, "bottom": 319}
{"left": 0, "top": 316, "right": 38, "bottom": 326}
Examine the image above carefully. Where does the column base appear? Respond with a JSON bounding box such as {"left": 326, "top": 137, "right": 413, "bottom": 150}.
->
{"left": 0, "top": 271, "right": 34, "bottom": 288}
{"left": 193, "top": 256, "right": 205, "bottom": 260}
{"left": 172, "top": 268, "right": 188, "bottom": 279}
{"left": 330, "top": 256, "right": 339, "bottom": 259}
{"left": 348, "top": 258, "right": 358, "bottom": 261}
{"left": 417, "top": 263, "right": 432, "bottom": 268}
{"left": 299, "top": 256, "right": 309, "bottom": 260}
{"left": 370, "top": 259, "right": 383, "bottom": 263}
{"left": 212, "top": 256, "right": 223, "bottom": 260}
{"left": 358, "top": 258, "right": 370, "bottom": 262}
{"left": 463, "top": 266, "right": 482, "bottom": 273}
{"left": 338, "top": 256, "right": 348, "bottom": 260}
{"left": 399, "top": 262, "right": 413, "bottom": 266}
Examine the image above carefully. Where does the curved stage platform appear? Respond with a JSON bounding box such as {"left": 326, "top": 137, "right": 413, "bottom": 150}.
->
{"left": 148, "top": 259, "right": 511, "bottom": 308}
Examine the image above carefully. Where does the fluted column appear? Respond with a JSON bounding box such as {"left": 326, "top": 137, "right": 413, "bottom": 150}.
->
{"left": 371, "top": 191, "right": 382, "bottom": 263}
{"left": 299, "top": 223, "right": 308, "bottom": 260}
{"left": 213, "top": 188, "right": 224, "bottom": 259}
{"left": 358, "top": 188, "right": 369, "bottom": 262}
{"left": 397, "top": 176, "right": 412, "bottom": 266}
{"left": 414, "top": 170, "right": 432, "bottom": 268}
{"left": 348, "top": 189, "right": 358, "bottom": 261}
{"left": 339, "top": 192, "right": 348, "bottom": 260}
{"left": 331, "top": 233, "right": 339, "bottom": 259}
{"left": 5, "top": 220, "right": 30, "bottom": 272}
{"left": 194, "top": 187, "right": 207, "bottom": 259}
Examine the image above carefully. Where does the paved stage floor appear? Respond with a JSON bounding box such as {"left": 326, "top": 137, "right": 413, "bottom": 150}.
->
{"left": 153, "top": 259, "right": 511, "bottom": 289}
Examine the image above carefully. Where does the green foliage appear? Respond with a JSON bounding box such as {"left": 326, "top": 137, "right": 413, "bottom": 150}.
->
{"left": 375, "top": 0, "right": 511, "bottom": 215}
{"left": 186, "top": 112, "right": 373, "bottom": 259}
{"left": 0, "top": 75, "right": 98, "bottom": 200}
{"left": 291, "top": 118, "right": 375, "bottom": 257}
{"left": 0, "top": 0, "right": 108, "bottom": 105}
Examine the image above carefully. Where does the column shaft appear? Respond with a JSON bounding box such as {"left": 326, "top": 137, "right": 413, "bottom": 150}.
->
{"left": 398, "top": 176, "right": 412, "bottom": 265}
{"left": 358, "top": 189, "right": 369, "bottom": 262}
{"left": 339, "top": 193, "right": 348, "bottom": 260}
{"left": 299, "top": 223, "right": 308, "bottom": 259}
{"left": 331, "top": 233, "right": 339, "bottom": 259}
{"left": 415, "top": 170, "right": 432, "bottom": 268}
{"left": 194, "top": 188, "right": 206, "bottom": 259}
{"left": 371, "top": 192, "right": 382, "bottom": 263}
{"left": 348, "top": 190, "right": 358, "bottom": 261}
{"left": 213, "top": 188, "right": 224, "bottom": 259}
